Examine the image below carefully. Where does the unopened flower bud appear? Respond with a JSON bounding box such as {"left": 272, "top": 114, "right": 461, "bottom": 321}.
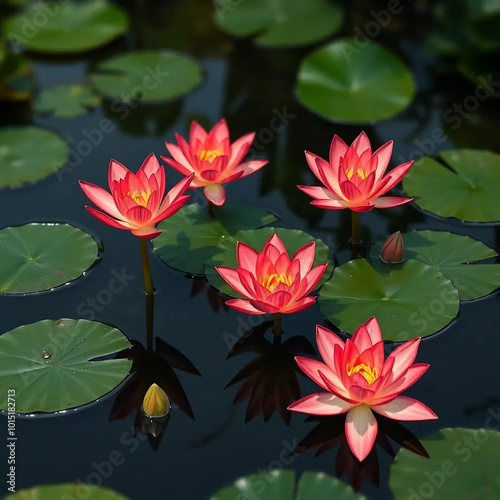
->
{"left": 380, "top": 231, "right": 405, "bottom": 264}
{"left": 142, "top": 383, "right": 170, "bottom": 418}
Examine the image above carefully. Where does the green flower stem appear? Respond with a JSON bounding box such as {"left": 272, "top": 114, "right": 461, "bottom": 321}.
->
{"left": 351, "top": 210, "right": 359, "bottom": 246}
{"left": 146, "top": 293, "right": 154, "bottom": 352}
{"left": 140, "top": 238, "right": 155, "bottom": 296}
{"left": 273, "top": 313, "right": 283, "bottom": 335}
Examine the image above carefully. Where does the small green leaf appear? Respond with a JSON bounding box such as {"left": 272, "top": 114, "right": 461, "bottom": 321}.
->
{"left": 35, "top": 84, "right": 101, "bottom": 118}
{"left": 3, "top": 484, "right": 129, "bottom": 499}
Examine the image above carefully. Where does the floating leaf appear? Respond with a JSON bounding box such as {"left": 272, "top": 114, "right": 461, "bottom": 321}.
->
{"left": 403, "top": 149, "right": 500, "bottom": 222}
{"left": 390, "top": 428, "right": 500, "bottom": 500}
{"left": 90, "top": 50, "right": 203, "bottom": 103}
{"left": 206, "top": 227, "right": 333, "bottom": 297}
{"left": 213, "top": 0, "right": 343, "bottom": 48}
{"left": 35, "top": 84, "right": 101, "bottom": 118}
{"left": 0, "top": 126, "right": 69, "bottom": 188}
{"left": 0, "top": 319, "right": 132, "bottom": 413}
{"left": 0, "top": 223, "right": 99, "bottom": 294}
{"left": 211, "top": 470, "right": 364, "bottom": 500}
{"left": 371, "top": 230, "right": 500, "bottom": 300}
{"left": 153, "top": 203, "right": 277, "bottom": 275}
{"left": 296, "top": 38, "right": 415, "bottom": 123}
{"left": 3, "top": 484, "right": 129, "bottom": 500}
{"left": 319, "top": 259, "right": 459, "bottom": 341}
{"left": 3, "top": 0, "right": 129, "bottom": 54}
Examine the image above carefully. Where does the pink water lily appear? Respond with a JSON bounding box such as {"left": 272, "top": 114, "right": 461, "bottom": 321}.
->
{"left": 288, "top": 318, "right": 437, "bottom": 461}
{"left": 298, "top": 132, "right": 413, "bottom": 212}
{"left": 162, "top": 119, "right": 268, "bottom": 206}
{"left": 216, "top": 233, "right": 328, "bottom": 315}
{"left": 80, "top": 154, "right": 193, "bottom": 239}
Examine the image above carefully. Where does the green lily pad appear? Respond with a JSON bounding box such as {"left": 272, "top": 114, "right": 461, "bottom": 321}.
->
{"left": 213, "top": 0, "right": 343, "bottom": 48}
{"left": 403, "top": 149, "right": 500, "bottom": 223}
{"left": 206, "top": 227, "right": 333, "bottom": 297}
{"left": 211, "top": 470, "right": 364, "bottom": 500}
{"left": 153, "top": 203, "right": 277, "bottom": 275}
{"left": 296, "top": 38, "right": 415, "bottom": 124}
{"left": 0, "top": 223, "right": 99, "bottom": 295}
{"left": 371, "top": 230, "right": 500, "bottom": 300}
{"left": 90, "top": 50, "right": 203, "bottom": 103}
{"left": 0, "top": 126, "right": 69, "bottom": 188}
{"left": 318, "top": 258, "right": 459, "bottom": 341}
{"left": 3, "top": 484, "right": 129, "bottom": 500}
{"left": 3, "top": 0, "right": 129, "bottom": 54}
{"left": 390, "top": 428, "right": 500, "bottom": 500}
{"left": 35, "top": 84, "right": 101, "bottom": 118}
{"left": 0, "top": 318, "right": 132, "bottom": 413}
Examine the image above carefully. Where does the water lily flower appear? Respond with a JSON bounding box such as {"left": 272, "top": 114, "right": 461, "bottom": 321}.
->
{"left": 142, "top": 383, "right": 170, "bottom": 418}
{"left": 215, "top": 233, "right": 328, "bottom": 315}
{"left": 80, "top": 154, "right": 193, "bottom": 239}
{"left": 298, "top": 132, "right": 413, "bottom": 212}
{"left": 162, "top": 119, "right": 268, "bottom": 206}
{"left": 380, "top": 231, "right": 405, "bottom": 264}
{"left": 288, "top": 317, "right": 437, "bottom": 462}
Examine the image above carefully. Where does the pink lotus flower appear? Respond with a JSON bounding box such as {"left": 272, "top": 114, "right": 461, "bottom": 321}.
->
{"left": 298, "top": 132, "right": 413, "bottom": 212}
{"left": 162, "top": 119, "right": 268, "bottom": 206}
{"left": 80, "top": 154, "right": 193, "bottom": 239}
{"left": 288, "top": 318, "right": 437, "bottom": 461}
{"left": 216, "top": 234, "right": 328, "bottom": 315}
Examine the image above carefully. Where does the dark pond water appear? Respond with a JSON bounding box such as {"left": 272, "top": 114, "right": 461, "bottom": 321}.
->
{"left": 2, "top": 1, "right": 500, "bottom": 499}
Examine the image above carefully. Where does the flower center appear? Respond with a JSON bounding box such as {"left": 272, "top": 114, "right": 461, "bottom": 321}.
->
{"left": 346, "top": 362, "right": 379, "bottom": 385}
{"left": 260, "top": 273, "right": 293, "bottom": 292}
{"left": 129, "top": 190, "right": 151, "bottom": 207}
{"left": 345, "top": 168, "right": 369, "bottom": 180}
{"left": 199, "top": 149, "right": 223, "bottom": 163}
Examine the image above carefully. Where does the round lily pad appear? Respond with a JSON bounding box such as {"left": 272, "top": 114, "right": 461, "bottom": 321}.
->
{"left": 403, "top": 150, "right": 500, "bottom": 223}
{"left": 35, "top": 84, "right": 101, "bottom": 118}
{"left": 90, "top": 51, "right": 203, "bottom": 103}
{"left": 3, "top": 0, "right": 129, "bottom": 54}
{"left": 0, "top": 127, "right": 69, "bottom": 188}
{"left": 296, "top": 38, "right": 415, "bottom": 123}
{"left": 318, "top": 258, "right": 459, "bottom": 341}
{"left": 213, "top": 0, "right": 343, "bottom": 48}
{"left": 371, "top": 230, "right": 500, "bottom": 300}
{"left": 0, "top": 318, "right": 132, "bottom": 413}
{"left": 211, "top": 470, "right": 364, "bottom": 500}
{"left": 4, "top": 484, "right": 129, "bottom": 499}
{"left": 153, "top": 203, "right": 277, "bottom": 275}
{"left": 0, "top": 223, "right": 99, "bottom": 295}
{"left": 390, "top": 428, "right": 500, "bottom": 500}
{"left": 206, "top": 227, "right": 334, "bottom": 297}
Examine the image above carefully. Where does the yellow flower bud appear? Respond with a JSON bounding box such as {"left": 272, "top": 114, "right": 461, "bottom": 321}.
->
{"left": 142, "top": 383, "right": 170, "bottom": 418}
{"left": 380, "top": 231, "right": 405, "bottom": 264}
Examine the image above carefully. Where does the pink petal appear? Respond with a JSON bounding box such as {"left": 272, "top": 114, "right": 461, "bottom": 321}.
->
{"left": 237, "top": 241, "right": 259, "bottom": 273}
{"left": 163, "top": 143, "right": 195, "bottom": 174}
{"left": 85, "top": 206, "right": 131, "bottom": 230}
{"left": 329, "top": 135, "right": 348, "bottom": 170}
{"left": 297, "top": 185, "right": 343, "bottom": 202}
{"left": 310, "top": 198, "right": 351, "bottom": 210}
{"left": 189, "top": 121, "right": 208, "bottom": 145}
{"left": 225, "top": 299, "right": 265, "bottom": 314}
{"left": 371, "top": 196, "right": 413, "bottom": 208}
{"left": 305, "top": 151, "right": 332, "bottom": 190}
{"left": 294, "top": 356, "right": 339, "bottom": 391}
{"left": 373, "top": 140, "right": 393, "bottom": 180}
{"left": 234, "top": 160, "right": 268, "bottom": 178}
{"left": 351, "top": 131, "right": 372, "bottom": 156}
{"left": 387, "top": 338, "right": 421, "bottom": 380}
{"left": 291, "top": 241, "right": 316, "bottom": 277}
{"left": 281, "top": 296, "right": 317, "bottom": 314}
{"left": 125, "top": 205, "right": 152, "bottom": 226}
{"left": 108, "top": 159, "right": 129, "bottom": 188}
{"left": 216, "top": 266, "right": 252, "bottom": 298}
{"left": 371, "top": 396, "right": 438, "bottom": 421}
{"left": 228, "top": 132, "right": 255, "bottom": 167}
{"left": 340, "top": 180, "right": 364, "bottom": 202}
{"left": 162, "top": 157, "right": 194, "bottom": 177}
{"left": 211, "top": 118, "right": 230, "bottom": 144}
{"left": 302, "top": 263, "right": 329, "bottom": 296}
{"left": 79, "top": 181, "right": 123, "bottom": 220}
{"left": 375, "top": 363, "right": 430, "bottom": 401}
{"left": 370, "top": 161, "right": 413, "bottom": 198}
{"left": 139, "top": 153, "right": 161, "bottom": 178}
{"left": 345, "top": 405, "right": 377, "bottom": 461}
{"left": 204, "top": 183, "right": 226, "bottom": 206}
{"left": 316, "top": 325, "right": 344, "bottom": 369}
{"left": 264, "top": 233, "right": 287, "bottom": 255}
{"left": 363, "top": 317, "right": 383, "bottom": 344}
{"left": 288, "top": 393, "right": 353, "bottom": 415}
{"left": 351, "top": 324, "right": 374, "bottom": 353}
{"left": 131, "top": 227, "right": 161, "bottom": 239}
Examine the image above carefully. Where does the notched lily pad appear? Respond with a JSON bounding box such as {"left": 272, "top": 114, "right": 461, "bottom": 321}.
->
{"left": 205, "top": 227, "right": 333, "bottom": 297}
{"left": 371, "top": 230, "right": 500, "bottom": 300}
{"left": 403, "top": 149, "right": 500, "bottom": 223}
{"left": 0, "top": 126, "right": 69, "bottom": 188}
{"left": 296, "top": 38, "right": 415, "bottom": 123}
{"left": 35, "top": 84, "right": 101, "bottom": 118}
{"left": 0, "top": 319, "right": 132, "bottom": 414}
{"left": 153, "top": 202, "right": 277, "bottom": 275}
{"left": 90, "top": 50, "right": 203, "bottom": 103}
{"left": 318, "top": 258, "right": 459, "bottom": 341}
{"left": 0, "top": 223, "right": 99, "bottom": 294}
{"left": 213, "top": 0, "right": 344, "bottom": 48}
{"left": 390, "top": 428, "right": 500, "bottom": 500}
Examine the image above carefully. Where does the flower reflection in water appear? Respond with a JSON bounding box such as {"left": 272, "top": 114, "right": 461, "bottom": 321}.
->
{"left": 190, "top": 276, "right": 229, "bottom": 313}
{"left": 226, "top": 320, "right": 316, "bottom": 425}
{"left": 295, "top": 413, "right": 428, "bottom": 491}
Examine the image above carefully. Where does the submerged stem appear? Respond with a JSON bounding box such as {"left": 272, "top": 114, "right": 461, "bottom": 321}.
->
{"left": 140, "top": 238, "right": 155, "bottom": 296}
{"left": 273, "top": 313, "right": 283, "bottom": 335}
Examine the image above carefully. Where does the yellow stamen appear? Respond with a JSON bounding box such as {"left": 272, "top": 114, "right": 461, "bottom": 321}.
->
{"left": 345, "top": 168, "right": 368, "bottom": 180}
{"left": 346, "top": 362, "right": 379, "bottom": 385}
{"left": 259, "top": 273, "right": 293, "bottom": 292}
{"left": 128, "top": 190, "right": 152, "bottom": 207}
{"left": 199, "top": 149, "right": 223, "bottom": 163}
